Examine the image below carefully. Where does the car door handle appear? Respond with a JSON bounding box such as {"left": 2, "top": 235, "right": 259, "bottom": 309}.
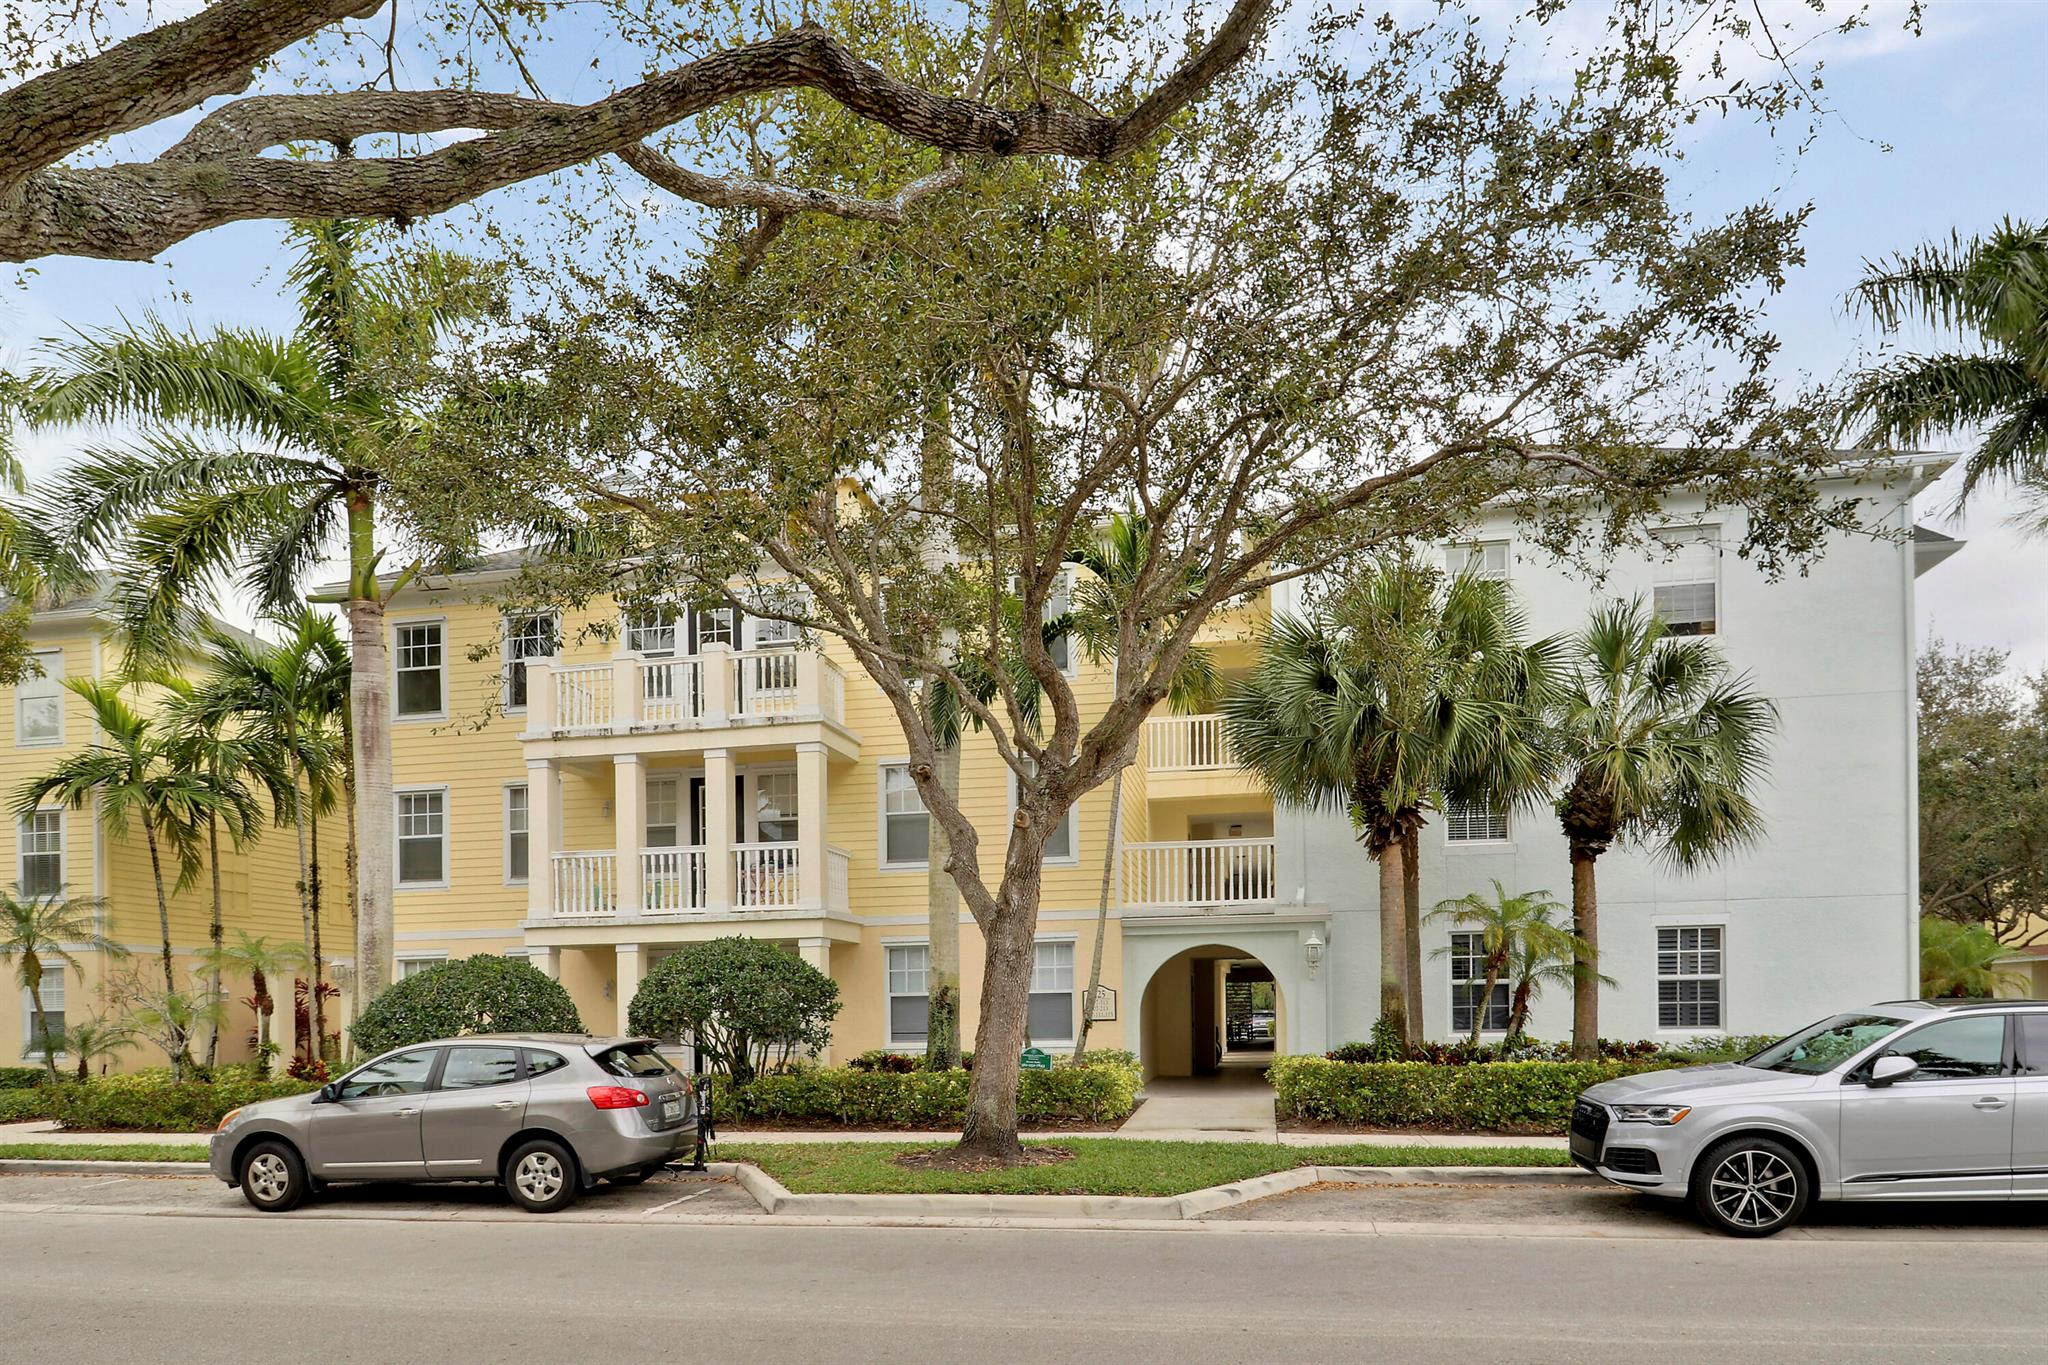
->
{"left": 394, "top": 1107, "right": 420, "bottom": 1117}
{"left": 492, "top": 1100, "right": 520, "bottom": 1110}
{"left": 1974, "top": 1097, "right": 2009, "bottom": 1110}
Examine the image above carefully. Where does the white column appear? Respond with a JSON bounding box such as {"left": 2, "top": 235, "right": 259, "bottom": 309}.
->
{"left": 529, "top": 945, "right": 558, "bottom": 981}
{"left": 525, "top": 758, "right": 557, "bottom": 922}
{"left": 615, "top": 942, "right": 645, "bottom": 1036}
{"left": 612, "top": 653, "right": 642, "bottom": 729}
{"left": 796, "top": 742, "right": 828, "bottom": 909}
{"left": 795, "top": 650, "right": 822, "bottom": 715}
{"left": 797, "top": 936, "right": 832, "bottom": 1065}
{"left": 703, "top": 748, "right": 734, "bottom": 910}
{"left": 701, "top": 641, "right": 733, "bottom": 725}
{"left": 614, "top": 753, "right": 645, "bottom": 915}
{"left": 522, "top": 656, "right": 555, "bottom": 738}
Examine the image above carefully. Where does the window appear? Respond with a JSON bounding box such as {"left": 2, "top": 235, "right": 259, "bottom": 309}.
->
{"left": 751, "top": 770, "right": 799, "bottom": 844}
{"left": 2018, "top": 1015, "right": 2048, "bottom": 1075}
{"left": 1444, "top": 798, "right": 1509, "bottom": 844}
{"left": 440, "top": 1045, "right": 522, "bottom": 1089}
{"left": 694, "top": 606, "right": 737, "bottom": 649}
{"left": 646, "top": 778, "right": 680, "bottom": 848}
{"left": 625, "top": 608, "right": 681, "bottom": 657}
{"left": 523, "top": 1049, "right": 569, "bottom": 1077}
{"left": 15, "top": 648, "right": 61, "bottom": 744}
{"left": 18, "top": 811, "right": 61, "bottom": 897}
{"left": 1029, "top": 940, "right": 1076, "bottom": 1043}
{"left": 1882, "top": 1016, "right": 2008, "bottom": 1081}
{"left": 1445, "top": 540, "right": 1509, "bottom": 581}
{"left": 1651, "top": 527, "right": 1718, "bottom": 635}
{"left": 752, "top": 614, "right": 802, "bottom": 648}
{"left": 397, "top": 954, "right": 446, "bottom": 979}
{"left": 21, "top": 967, "right": 63, "bottom": 1059}
{"left": 1657, "top": 926, "right": 1724, "bottom": 1029}
{"left": 505, "top": 785, "right": 529, "bottom": 883}
{"left": 597, "top": 1042, "right": 679, "bottom": 1078}
{"left": 886, "top": 944, "right": 930, "bottom": 1047}
{"left": 1449, "top": 933, "right": 1511, "bottom": 1034}
{"left": 1012, "top": 761, "right": 1076, "bottom": 863}
{"left": 396, "top": 790, "right": 447, "bottom": 887}
{"left": 338, "top": 1048, "right": 439, "bottom": 1099}
{"left": 393, "top": 622, "right": 444, "bottom": 718}
{"left": 880, "top": 764, "right": 930, "bottom": 867}
{"left": 503, "top": 612, "right": 559, "bottom": 709}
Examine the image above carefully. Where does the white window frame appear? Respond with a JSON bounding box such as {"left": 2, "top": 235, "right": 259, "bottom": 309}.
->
{"left": 391, "top": 618, "right": 448, "bottom": 721}
{"left": 694, "top": 605, "right": 738, "bottom": 650}
{"left": 1009, "top": 761, "right": 1079, "bottom": 867}
{"left": 1444, "top": 539, "right": 1509, "bottom": 582}
{"left": 1657, "top": 924, "right": 1726, "bottom": 1031}
{"left": 884, "top": 940, "right": 931, "bottom": 1050}
{"left": 394, "top": 785, "right": 451, "bottom": 891}
{"left": 397, "top": 952, "right": 449, "bottom": 980}
{"left": 1650, "top": 525, "right": 1720, "bottom": 636}
{"left": 14, "top": 648, "right": 63, "bottom": 746}
{"left": 20, "top": 966, "right": 64, "bottom": 1060}
{"left": 1443, "top": 798, "right": 1510, "bottom": 846}
{"left": 501, "top": 610, "right": 560, "bottom": 712}
{"left": 18, "top": 809, "right": 63, "bottom": 898}
{"left": 1447, "top": 932, "right": 1511, "bottom": 1034}
{"left": 877, "top": 760, "right": 930, "bottom": 871}
{"left": 1028, "top": 936, "right": 1078, "bottom": 1046}
{"left": 624, "top": 605, "right": 683, "bottom": 658}
{"left": 743, "top": 765, "right": 799, "bottom": 845}
{"left": 503, "top": 783, "right": 530, "bottom": 885}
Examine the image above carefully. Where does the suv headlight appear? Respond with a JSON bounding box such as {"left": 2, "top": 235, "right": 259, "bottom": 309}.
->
{"left": 1612, "top": 1103, "right": 1691, "bottom": 1126}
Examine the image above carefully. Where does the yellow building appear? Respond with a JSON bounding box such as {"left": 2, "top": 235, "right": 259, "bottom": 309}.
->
{"left": 1, "top": 583, "right": 341, "bottom": 1071}
{"left": 359, "top": 559, "right": 1290, "bottom": 1075}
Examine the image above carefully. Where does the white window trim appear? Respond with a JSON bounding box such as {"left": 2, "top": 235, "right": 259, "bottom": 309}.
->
{"left": 390, "top": 616, "right": 450, "bottom": 723}
{"left": 1028, "top": 933, "right": 1080, "bottom": 1047}
{"left": 1442, "top": 798, "right": 1512, "bottom": 849}
{"left": 1007, "top": 766, "right": 1080, "bottom": 868}
{"left": 1446, "top": 932, "right": 1511, "bottom": 1035}
{"left": 1443, "top": 537, "right": 1510, "bottom": 582}
{"left": 14, "top": 648, "right": 64, "bottom": 747}
{"left": 397, "top": 952, "right": 450, "bottom": 979}
{"left": 501, "top": 610, "right": 561, "bottom": 714}
{"left": 882, "top": 938, "right": 931, "bottom": 1050}
{"left": 18, "top": 808, "right": 64, "bottom": 898}
{"left": 739, "top": 763, "right": 800, "bottom": 845}
{"left": 876, "top": 759, "right": 930, "bottom": 872}
{"left": 394, "top": 784, "right": 452, "bottom": 892}
{"left": 1650, "top": 523, "right": 1721, "bottom": 636}
{"left": 503, "top": 781, "right": 530, "bottom": 887}
{"left": 1655, "top": 922, "right": 1728, "bottom": 1035}
{"left": 19, "top": 965, "right": 65, "bottom": 1061}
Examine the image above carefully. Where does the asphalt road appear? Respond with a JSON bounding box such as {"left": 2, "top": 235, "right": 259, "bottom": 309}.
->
{"left": 5, "top": 1175, "right": 2048, "bottom": 1362}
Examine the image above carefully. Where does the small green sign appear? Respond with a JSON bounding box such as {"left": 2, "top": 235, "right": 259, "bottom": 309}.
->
{"left": 1020, "top": 1047, "right": 1054, "bottom": 1071}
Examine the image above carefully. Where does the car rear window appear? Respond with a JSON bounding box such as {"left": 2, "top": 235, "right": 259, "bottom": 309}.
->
{"left": 596, "top": 1043, "right": 677, "bottom": 1079}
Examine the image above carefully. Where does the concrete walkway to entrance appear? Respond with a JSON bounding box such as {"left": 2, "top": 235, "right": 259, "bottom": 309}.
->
{"left": 1121, "top": 1056, "right": 1279, "bottom": 1137}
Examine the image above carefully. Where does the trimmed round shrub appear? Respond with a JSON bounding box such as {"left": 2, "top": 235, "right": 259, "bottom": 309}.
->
{"left": 627, "top": 936, "right": 840, "bottom": 1083}
{"left": 350, "top": 954, "right": 584, "bottom": 1056}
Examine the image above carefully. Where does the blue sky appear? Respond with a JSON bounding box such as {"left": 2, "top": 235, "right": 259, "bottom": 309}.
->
{"left": 8, "top": 0, "right": 2048, "bottom": 669}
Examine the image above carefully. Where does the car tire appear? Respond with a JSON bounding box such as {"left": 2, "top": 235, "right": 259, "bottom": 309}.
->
{"left": 239, "top": 1139, "right": 309, "bottom": 1213}
{"left": 1690, "top": 1135, "right": 1810, "bottom": 1237}
{"left": 504, "top": 1138, "right": 579, "bottom": 1213}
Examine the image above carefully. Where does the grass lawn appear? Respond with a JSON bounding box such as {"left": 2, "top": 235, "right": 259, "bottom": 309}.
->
{"left": 0, "top": 1142, "right": 210, "bottom": 1163}
{"left": 719, "top": 1138, "right": 1570, "bottom": 1196}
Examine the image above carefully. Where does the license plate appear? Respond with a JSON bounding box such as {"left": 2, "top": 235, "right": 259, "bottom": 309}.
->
{"left": 661, "top": 1098, "right": 682, "bottom": 1122}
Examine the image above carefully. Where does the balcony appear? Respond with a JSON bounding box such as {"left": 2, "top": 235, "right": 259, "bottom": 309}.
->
{"left": 548, "top": 845, "right": 852, "bottom": 921}
{"left": 1121, "top": 837, "right": 1278, "bottom": 917}
{"left": 1142, "top": 712, "right": 1266, "bottom": 801}
{"left": 524, "top": 645, "right": 854, "bottom": 754}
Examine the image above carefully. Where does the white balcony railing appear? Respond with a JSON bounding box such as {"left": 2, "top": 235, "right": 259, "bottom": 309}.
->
{"left": 552, "top": 665, "right": 614, "bottom": 732}
{"left": 642, "top": 847, "right": 707, "bottom": 914}
{"left": 734, "top": 842, "right": 800, "bottom": 909}
{"left": 638, "top": 659, "right": 702, "bottom": 726}
{"left": 552, "top": 851, "right": 618, "bottom": 918}
{"left": 733, "top": 650, "right": 800, "bottom": 719}
{"left": 1144, "top": 712, "right": 1236, "bottom": 772}
{"left": 1121, "top": 837, "right": 1277, "bottom": 910}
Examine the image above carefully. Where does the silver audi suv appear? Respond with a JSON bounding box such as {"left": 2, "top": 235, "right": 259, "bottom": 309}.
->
{"left": 209, "top": 1034, "right": 701, "bottom": 1213}
{"left": 1575, "top": 1000, "right": 2048, "bottom": 1236}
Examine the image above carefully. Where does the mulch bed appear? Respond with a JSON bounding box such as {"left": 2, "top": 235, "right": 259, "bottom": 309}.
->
{"left": 889, "top": 1145, "right": 1076, "bottom": 1174}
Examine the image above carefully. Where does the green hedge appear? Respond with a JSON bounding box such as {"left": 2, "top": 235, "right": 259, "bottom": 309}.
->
{"left": 0, "top": 1066, "right": 48, "bottom": 1090}
{"left": 7, "top": 1071, "right": 320, "bottom": 1132}
{"left": 708, "top": 1057, "right": 1142, "bottom": 1128}
{"left": 1271, "top": 1055, "right": 1671, "bottom": 1134}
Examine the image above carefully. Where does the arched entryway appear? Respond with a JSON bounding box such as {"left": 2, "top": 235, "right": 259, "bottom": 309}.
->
{"left": 1137, "top": 943, "right": 1287, "bottom": 1082}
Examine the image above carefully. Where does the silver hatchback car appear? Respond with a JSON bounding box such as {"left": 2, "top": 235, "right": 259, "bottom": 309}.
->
{"left": 209, "top": 1034, "right": 700, "bottom": 1213}
{"left": 1575, "top": 1000, "right": 2048, "bottom": 1236}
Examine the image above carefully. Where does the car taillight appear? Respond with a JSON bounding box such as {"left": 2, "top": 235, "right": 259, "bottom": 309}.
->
{"left": 587, "top": 1085, "right": 650, "bottom": 1110}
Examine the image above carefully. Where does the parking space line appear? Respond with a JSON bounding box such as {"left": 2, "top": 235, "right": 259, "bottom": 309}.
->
{"left": 644, "top": 1190, "right": 710, "bottom": 1215}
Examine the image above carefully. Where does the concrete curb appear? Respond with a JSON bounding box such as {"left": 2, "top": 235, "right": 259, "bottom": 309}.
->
{"left": 0, "top": 1159, "right": 211, "bottom": 1176}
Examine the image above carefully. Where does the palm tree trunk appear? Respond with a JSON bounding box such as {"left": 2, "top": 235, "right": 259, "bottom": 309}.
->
{"left": 204, "top": 807, "right": 224, "bottom": 1070}
{"left": 253, "top": 966, "right": 271, "bottom": 1079}
{"left": 291, "top": 759, "right": 312, "bottom": 1065}
{"left": 1401, "top": 822, "right": 1422, "bottom": 1031}
{"left": 308, "top": 791, "right": 327, "bottom": 1064}
{"left": 141, "top": 821, "right": 187, "bottom": 1079}
{"left": 25, "top": 957, "right": 56, "bottom": 1081}
{"left": 1508, "top": 978, "right": 1534, "bottom": 1041}
{"left": 1472, "top": 953, "right": 1505, "bottom": 1047}
{"left": 346, "top": 492, "right": 395, "bottom": 1009}
{"left": 1570, "top": 847, "right": 1600, "bottom": 1061}
{"left": 924, "top": 741, "right": 963, "bottom": 1070}
{"left": 341, "top": 711, "right": 359, "bottom": 1047}
{"left": 1075, "top": 768, "right": 1123, "bottom": 1059}
{"left": 1377, "top": 839, "right": 1409, "bottom": 1047}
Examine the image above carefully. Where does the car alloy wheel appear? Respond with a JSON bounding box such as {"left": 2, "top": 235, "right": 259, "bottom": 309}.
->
{"left": 1692, "top": 1136, "right": 1809, "bottom": 1237}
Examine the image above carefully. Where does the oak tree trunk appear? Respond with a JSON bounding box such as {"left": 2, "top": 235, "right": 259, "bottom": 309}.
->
{"left": 1378, "top": 839, "right": 1410, "bottom": 1046}
{"left": 924, "top": 740, "right": 963, "bottom": 1071}
{"left": 1570, "top": 848, "right": 1600, "bottom": 1060}
{"left": 1074, "top": 770, "right": 1123, "bottom": 1058}
{"left": 956, "top": 856, "right": 1047, "bottom": 1161}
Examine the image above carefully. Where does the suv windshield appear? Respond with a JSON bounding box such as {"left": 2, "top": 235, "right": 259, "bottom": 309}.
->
{"left": 1745, "top": 1014, "right": 1912, "bottom": 1075}
{"left": 596, "top": 1043, "right": 678, "bottom": 1079}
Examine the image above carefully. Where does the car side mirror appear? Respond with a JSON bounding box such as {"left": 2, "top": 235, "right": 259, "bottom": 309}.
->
{"left": 1867, "top": 1054, "right": 1918, "bottom": 1088}
{"left": 314, "top": 1082, "right": 342, "bottom": 1104}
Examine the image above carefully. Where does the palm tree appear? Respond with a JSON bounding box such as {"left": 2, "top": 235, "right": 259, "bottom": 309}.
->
{"left": 1551, "top": 599, "right": 1776, "bottom": 1059}
{"left": 1920, "top": 917, "right": 2022, "bottom": 999}
{"left": 14, "top": 679, "right": 258, "bottom": 1077}
{"left": 1225, "top": 561, "right": 1555, "bottom": 1045}
{"left": 1500, "top": 903, "right": 1604, "bottom": 1043}
{"left": 25, "top": 218, "right": 496, "bottom": 1008}
{"left": 202, "top": 931, "right": 308, "bottom": 1077}
{"left": 1064, "top": 510, "right": 1215, "bottom": 1058}
{"left": 54, "top": 1015, "right": 137, "bottom": 1081}
{"left": 1844, "top": 220, "right": 2048, "bottom": 513}
{"left": 119, "top": 972, "right": 229, "bottom": 1076}
{"left": 1426, "top": 882, "right": 1580, "bottom": 1046}
{"left": 0, "top": 885, "right": 122, "bottom": 1078}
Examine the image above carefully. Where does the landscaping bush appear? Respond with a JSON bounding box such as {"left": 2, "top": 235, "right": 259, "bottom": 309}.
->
{"left": 709, "top": 1053, "right": 1141, "bottom": 1127}
{"left": 1322, "top": 1035, "right": 1774, "bottom": 1067}
{"left": 0, "top": 1066, "right": 48, "bottom": 1090}
{"left": 0, "top": 1087, "right": 54, "bottom": 1122}
{"left": 1271, "top": 1055, "right": 1671, "bottom": 1134}
{"left": 628, "top": 937, "right": 839, "bottom": 1083}
{"left": 23, "top": 1069, "right": 319, "bottom": 1131}
{"left": 1655, "top": 1034, "right": 1778, "bottom": 1064}
{"left": 350, "top": 954, "right": 584, "bottom": 1056}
